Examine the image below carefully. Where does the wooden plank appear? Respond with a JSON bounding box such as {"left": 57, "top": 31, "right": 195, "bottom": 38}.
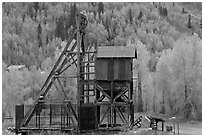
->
{"left": 114, "top": 59, "right": 119, "bottom": 80}
{"left": 107, "top": 59, "right": 114, "bottom": 81}
{"left": 95, "top": 60, "right": 102, "bottom": 80}
{"left": 102, "top": 60, "right": 108, "bottom": 80}
{"left": 119, "top": 59, "right": 125, "bottom": 80}
{"left": 96, "top": 59, "right": 108, "bottom": 80}
{"left": 125, "top": 59, "right": 132, "bottom": 80}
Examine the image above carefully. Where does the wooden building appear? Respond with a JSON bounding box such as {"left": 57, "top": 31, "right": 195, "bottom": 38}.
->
{"left": 95, "top": 46, "right": 137, "bottom": 128}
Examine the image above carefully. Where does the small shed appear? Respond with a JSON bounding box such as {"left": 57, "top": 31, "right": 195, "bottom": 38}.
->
{"left": 96, "top": 46, "right": 137, "bottom": 81}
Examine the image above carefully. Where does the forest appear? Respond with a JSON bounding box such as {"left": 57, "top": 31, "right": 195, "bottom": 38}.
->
{"left": 2, "top": 2, "right": 202, "bottom": 121}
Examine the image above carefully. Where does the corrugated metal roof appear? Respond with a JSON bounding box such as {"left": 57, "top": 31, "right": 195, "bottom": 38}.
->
{"left": 97, "top": 46, "right": 137, "bottom": 58}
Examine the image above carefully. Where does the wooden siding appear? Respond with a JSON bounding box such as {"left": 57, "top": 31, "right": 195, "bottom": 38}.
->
{"left": 96, "top": 58, "right": 132, "bottom": 81}
{"left": 114, "top": 60, "right": 119, "bottom": 80}
{"left": 125, "top": 59, "right": 131, "bottom": 80}
{"left": 108, "top": 59, "right": 114, "bottom": 80}
{"left": 119, "top": 59, "right": 125, "bottom": 80}
{"left": 96, "top": 59, "right": 108, "bottom": 80}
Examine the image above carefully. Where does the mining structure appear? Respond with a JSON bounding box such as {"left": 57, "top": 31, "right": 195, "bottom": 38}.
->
{"left": 15, "top": 12, "right": 137, "bottom": 134}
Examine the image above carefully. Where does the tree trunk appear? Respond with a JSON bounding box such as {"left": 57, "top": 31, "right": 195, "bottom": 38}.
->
{"left": 185, "top": 84, "right": 188, "bottom": 102}
{"left": 161, "top": 87, "right": 165, "bottom": 114}
{"left": 183, "top": 57, "right": 188, "bottom": 102}
{"left": 153, "top": 88, "right": 156, "bottom": 112}
{"left": 137, "top": 71, "right": 143, "bottom": 112}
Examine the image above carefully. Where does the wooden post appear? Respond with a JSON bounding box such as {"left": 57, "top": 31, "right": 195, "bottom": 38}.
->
{"left": 87, "top": 52, "right": 90, "bottom": 103}
{"left": 130, "top": 81, "right": 134, "bottom": 127}
{"left": 36, "top": 112, "right": 38, "bottom": 127}
{"left": 111, "top": 81, "right": 114, "bottom": 101}
{"left": 15, "top": 105, "right": 24, "bottom": 133}
{"left": 61, "top": 105, "right": 62, "bottom": 130}
{"left": 162, "top": 121, "right": 164, "bottom": 131}
{"left": 76, "top": 13, "right": 81, "bottom": 131}
{"left": 50, "top": 104, "right": 52, "bottom": 127}
{"left": 130, "top": 102, "right": 134, "bottom": 129}
{"left": 155, "top": 129, "right": 157, "bottom": 135}
{"left": 111, "top": 105, "right": 113, "bottom": 128}
{"left": 177, "top": 123, "right": 179, "bottom": 135}
{"left": 63, "top": 106, "right": 65, "bottom": 129}
{"left": 108, "top": 106, "right": 110, "bottom": 128}
{"left": 38, "top": 111, "right": 40, "bottom": 129}
{"left": 68, "top": 106, "right": 70, "bottom": 127}
{"left": 114, "top": 108, "right": 116, "bottom": 125}
{"left": 111, "top": 81, "right": 114, "bottom": 128}
{"left": 67, "top": 107, "right": 69, "bottom": 127}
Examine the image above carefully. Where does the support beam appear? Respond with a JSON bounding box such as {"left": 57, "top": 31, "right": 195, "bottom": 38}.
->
{"left": 96, "top": 85, "right": 111, "bottom": 100}
{"left": 50, "top": 104, "right": 52, "bottom": 127}
{"left": 76, "top": 13, "right": 81, "bottom": 130}
{"left": 113, "top": 88, "right": 128, "bottom": 101}
{"left": 56, "top": 78, "right": 69, "bottom": 100}
{"left": 115, "top": 106, "right": 129, "bottom": 126}
{"left": 99, "top": 107, "right": 110, "bottom": 125}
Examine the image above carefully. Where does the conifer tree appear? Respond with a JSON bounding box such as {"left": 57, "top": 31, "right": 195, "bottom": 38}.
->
{"left": 98, "top": 2, "right": 104, "bottom": 18}
{"left": 69, "top": 3, "right": 77, "bottom": 29}
{"left": 187, "top": 14, "right": 192, "bottom": 29}
{"left": 128, "top": 8, "right": 133, "bottom": 24}
{"left": 33, "top": 2, "right": 39, "bottom": 21}
{"left": 37, "top": 23, "right": 42, "bottom": 48}
{"left": 137, "top": 11, "right": 143, "bottom": 20}
{"left": 55, "top": 16, "right": 65, "bottom": 41}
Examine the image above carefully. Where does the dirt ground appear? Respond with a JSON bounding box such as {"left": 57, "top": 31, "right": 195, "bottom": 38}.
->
{"left": 176, "top": 122, "right": 202, "bottom": 135}
{"left": 2, "top": 117, "right": 202, "bottom": 135}
{"left": 128, "top": 122, "right": 202, "bottom": 135}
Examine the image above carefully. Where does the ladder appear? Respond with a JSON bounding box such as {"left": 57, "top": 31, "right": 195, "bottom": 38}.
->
{"left": 80, "top": 45, "right": 97, "bottom": 103}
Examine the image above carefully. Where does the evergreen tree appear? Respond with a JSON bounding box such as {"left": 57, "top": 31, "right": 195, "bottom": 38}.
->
{"left": 161, "top": 87, "right": 165, "bottom": 114}
{"left": 163, "top": 7, "right": 168, "bottom": 17}
{"left": 159, "top": 6, "right": 163, "bottom": 16}
{"left": 98, "top": 2, "right": 104, "bottom": 17}
{"left": 33, "top": 2, "right": 39, "bottom": 21}
{"left": 182, "top": 8, "right": 187, "bottom": 14}
{"left": 91, "top": 2, "right": 97, "bottom": 17}
{"left": 65, "top": 14, "right": 71, "bottom": 40}
{"left": 37, "top": 23, "right": 42, "bottom": 48}
{"left": 69, "top": 3, "right": 77, "bottom": 29}
{"left": 28, "top": 3, "right": 34, "bottom": 19}
{"left": 128, "top": 8, "right": 133, "bottom": 25}
{"left": 187, "top": 14, "right": 192, "bottom": 29}
{"left": 33, "top": 2, "right": 39, "bottom": 13}
{"left": 137, "top": 11, "right": 143, "bottom": 20}
{"left": 55, "top": 16, "right": 65, "bottom": 41}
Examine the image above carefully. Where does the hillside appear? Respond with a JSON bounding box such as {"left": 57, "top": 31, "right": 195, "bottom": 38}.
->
{"left": 2, "top": 2, "right": 202, "bottom": 122}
